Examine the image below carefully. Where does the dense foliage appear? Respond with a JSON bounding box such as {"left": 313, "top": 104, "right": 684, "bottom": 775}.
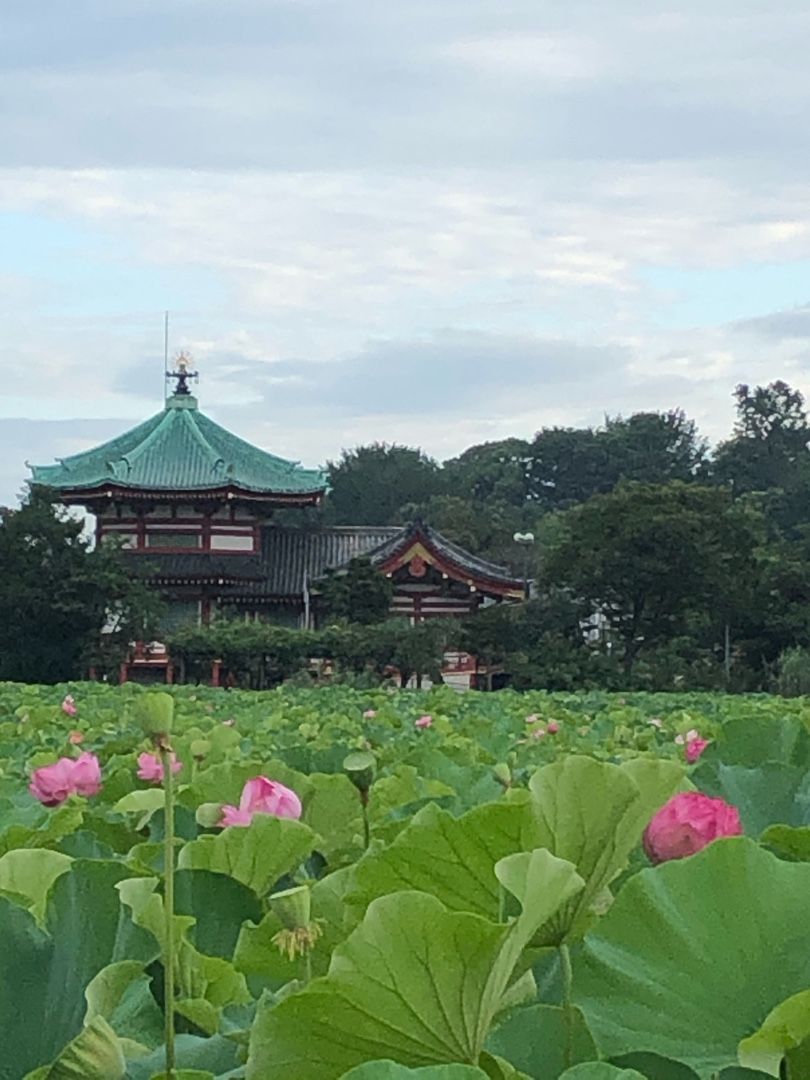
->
{"left": 2, "top": 681, "right": 810, "bottom": 1078}
{"left": 0, "top": 489, "right": 162, "bottom": 683}
{"left": 315, "top": 380, "right": 810, "bottom": 690}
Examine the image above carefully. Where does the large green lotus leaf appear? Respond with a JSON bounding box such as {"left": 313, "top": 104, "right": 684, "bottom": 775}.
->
{"left": 528, "top": 757, "right": 683, "bottom": 941}
{"left": 760, "top": 824, "right": 810, "bottom": 861}
{"left": 303, "top": 772, "right": 364, "bottom": 862}
{"left": 347, "top": 801, "right": 537, "bottom": 921}
{"left": 714, "top": 715, "right": 810, "bottom": 768}
{"left": 691, "top": 762, "right": 810, "bottom": 835}
{"left": 340, "top": 1065, "right": 490, "bottom": 1079}
{"left": 0, "top": 861, "right": 157, "bottom": 1080}
{"left": 174, "top": 868, "right": 262, "bottom": 959}
{"left": 485, "top": 1004, "right": 596, "bottom": 1078}
{"left": 0, "top": 800, "right": 84, "bottom": 856}
{"left": 785, "top": 1035, "right": 810, "bottom": 1077}
{"left": 144, "top": 1072, "right": 215, "bottom": 1080}
{"left": 557, "top": 1067, "right": 645, "bottom": 1079}
{"left": 368, "top": 766, "right": 456, "bottom": 824}
{"left": 737, "top": 990, "right": 810, "bottom": 1076}
{"left": 117, "top": 878, "right": 251, "bottom": 1036}
{"left": 401, "top": 748, "right": 500, "bottom": 813}
{"left": 123, "top": 1034, "right": 241, "bottom": 1080}
{"left": 608, "top": 1054, "right": 699, "bottom": 1079}
{"left": 247, "top": 852, "right": 584, "bottom": 1080}
{"left": 57, "top": 830, "right": 116, "bottom": 860}
{"left": 0, "top": 848, "right": 73, "bottom": 923}
{"left": 235, "top": 865, "right": 355, "bottom": 990}
{"left": 573, "top": 838, "right": 810, "bottom": 1077}
{"left": 84, "top": 961, "right": 164, "bottom": 1051}
{"left": 717, "top": 1072, "right": 777, "bottom": 1079}
{"left": 24, "top": 1016, "right": 126, "bottom": 1079}
{"left": 177, "top": 813, "right": 315, "bottom": 896}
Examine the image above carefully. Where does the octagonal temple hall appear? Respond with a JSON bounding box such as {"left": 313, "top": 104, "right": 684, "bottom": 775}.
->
{"left": 30, "top": 359, "right": 523, "bottom": 686}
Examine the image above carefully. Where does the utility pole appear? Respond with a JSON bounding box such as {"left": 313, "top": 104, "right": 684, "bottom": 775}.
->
{"left": 513, "top": 532, "right": 535, "bottom": 601}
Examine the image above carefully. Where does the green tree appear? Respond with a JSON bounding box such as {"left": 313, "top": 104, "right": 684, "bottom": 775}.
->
{"left": 0, "top": 488, "right": 161, "bottom": 682}
{"left": 713, "top": 381, "right": 810, "bottom": 496}
{"left": 442, "top": 438, "right": 533, "bottom": 506}
{"left": 542, "top": 482, "right": 761, "bottom": 678}
{"left": 318, "top": 558, "right": 393, "bottom": 625}
{"left": 528, "top": 427, "right": 610, "bottom": 510}
{"left": 602, "top": 409, "right": 709, "bottom": 484}
{"left": 323, "top": 444, "right": 445, "bottom": 525}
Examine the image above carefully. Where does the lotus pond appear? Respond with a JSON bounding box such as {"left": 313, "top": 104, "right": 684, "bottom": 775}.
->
{"left": 2, "top": 681, "right": 810, "bottom": 1080}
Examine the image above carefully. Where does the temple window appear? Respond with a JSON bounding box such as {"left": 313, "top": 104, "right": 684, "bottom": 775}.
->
{"left": 146, "top": 531, "right": 202, "bottom": 549}
{"left": 210, "top": 533, "right": 255, "bottom": 551}
{"left": 102, "top": 531, "right": 138, "bottom": 549}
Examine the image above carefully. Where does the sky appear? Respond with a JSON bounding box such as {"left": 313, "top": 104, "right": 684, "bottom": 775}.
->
{"left": 3, "top": 0, "right": 810, "bottom": 505}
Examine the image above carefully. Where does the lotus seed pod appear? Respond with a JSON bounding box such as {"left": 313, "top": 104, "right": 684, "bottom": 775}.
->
{"left": 269, "top": 884, "right": 312, "bottom": 931}
{"left": 190, "top": 738, "right": 210, "bottom": 760}
{"left": 343, "top": 750, "right": 376, "bottom": 794}
{"left": 135, "top": 693, "right": 174, "bottom": 737}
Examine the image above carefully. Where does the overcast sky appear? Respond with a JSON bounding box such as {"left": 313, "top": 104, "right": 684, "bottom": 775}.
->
{"left": 3, "top": 0, "right": 810, "bottom": 505}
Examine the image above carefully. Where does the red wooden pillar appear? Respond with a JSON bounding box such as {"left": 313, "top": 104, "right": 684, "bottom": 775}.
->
{"left": 211, "top": 658, "right": 223, "bottom": 687}
{"left": 166, "top": 664, "right": 175, "bottom": 685}
{"left": 119, "top": 662, "right": 128, "bottom": 684}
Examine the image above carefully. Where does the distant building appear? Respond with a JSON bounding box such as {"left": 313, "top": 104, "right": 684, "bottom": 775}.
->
{"left": 31, "top": 358, "right": 523, "bottom": 686}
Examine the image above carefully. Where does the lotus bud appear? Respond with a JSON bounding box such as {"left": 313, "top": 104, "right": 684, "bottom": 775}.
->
{"left": 492, "top": 762, "right": 512, "bottom": 789}
{"left": 343, "top": 751, "right": 376, "bottom": 795}
{"left": 190, "top": 738, "right": 210, "bottom": 762}
{"left": 195, "top": 802, "right": 224, "bottom": 828}
{"left": 136, "top": 693, "right": 174, "bottom": 739}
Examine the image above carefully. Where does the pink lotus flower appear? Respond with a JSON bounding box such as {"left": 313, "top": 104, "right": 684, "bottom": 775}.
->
{"left": 363, "top": 709, "right": 377, "bottom": 719}
{"left": 415, "top": 715, "right": 433, "bottom": 730}
{"left": 648, "top": 717, "right": 664, "bottom": 729}
{"left": 222, "top": 718, "right": 235, "bottom": 727}
{"left": 643, "top": 791, "right": 742, "bottom": 864}
{"left": 30, "top": 752, "right": 102, "bottom": 806}
{"left": 68, "top": 730, "right": 84, "bottom": 745}
{"left": 685, "top": 736, "right": 711, "bottom": 764}
{"left": 525, "top": 713, "right": 540, "bottom": 724}
{"left": 219, "top": 776, "right": 302, "bottom": 828}
{"left": 61, "top": 695, "right": 77, "bottom": 717}
{"left": 531, "top": 727, "right": 546, "bottom": 740}
{"left": 137, "top": 751, "right": 183, "bottom": 784}
{"left": 546, "top": 721, "right": 560, "bottom": 735}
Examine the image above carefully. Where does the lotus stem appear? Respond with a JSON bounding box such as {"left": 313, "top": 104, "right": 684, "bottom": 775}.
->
{"left": 159, "top": 741, "right": 177, "bottom": 1079}
{"left": 559, "top": 942, "right": 574, "bottom": 1070}
{"left": 360, "top": 789, "right": 371, "bottom": 850}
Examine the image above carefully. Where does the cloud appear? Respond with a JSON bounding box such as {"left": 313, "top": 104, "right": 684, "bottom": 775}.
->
{"left": 733, "top": 305, "right": 810, "bottom": 340}
{"left": 4, "top": 2, "right": 810, "bottom": 503}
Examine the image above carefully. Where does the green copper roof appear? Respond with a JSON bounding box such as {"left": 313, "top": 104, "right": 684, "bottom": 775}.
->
{"left": 30, "top": 394, "right": 327, "bottom": 497}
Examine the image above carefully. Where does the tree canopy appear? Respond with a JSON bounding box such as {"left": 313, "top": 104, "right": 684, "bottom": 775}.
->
{"left": 323, "top": 444, "right": 445, "bottom": 526}
{"left": 0, "top": 488, "right": 161, "bottom": 682}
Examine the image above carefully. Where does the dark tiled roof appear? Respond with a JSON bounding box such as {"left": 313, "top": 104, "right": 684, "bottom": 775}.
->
{"left": 126, "top": 552, "right": 265, "bottom": 585}
{"left": 235, "top": 526, "right": 403, "bottom": 597}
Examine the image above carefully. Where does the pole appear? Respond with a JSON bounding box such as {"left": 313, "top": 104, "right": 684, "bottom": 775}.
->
{"left": 164, "top": 311, "right": 169, "bottom": 401}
